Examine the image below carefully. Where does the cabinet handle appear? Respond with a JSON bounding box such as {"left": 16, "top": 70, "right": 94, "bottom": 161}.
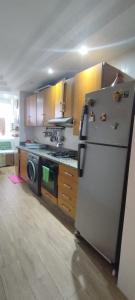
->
{"left": 61, "top": 204, "right": 71, "bottom": 212}
{"left": 60, "top": 101, "right": 63, "bottom": 113}
{"left": 64, "top": 171, "right": 73, "bottom": 177}
{"left": 62, "top": 193, "right": 70, "bottom": 200}
{"left": 62, "top": 103, "right": 65, "bottom": 113}
{"left": 63, "top": 183, "right": 71, "bottom": 190}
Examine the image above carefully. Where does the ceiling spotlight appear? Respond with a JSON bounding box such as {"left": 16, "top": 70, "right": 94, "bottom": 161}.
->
{"left": 48, "top": 68, "right": 54, "bottom": 74}
{"left": 79, "top": 46, "right": 89, "bottom": 55}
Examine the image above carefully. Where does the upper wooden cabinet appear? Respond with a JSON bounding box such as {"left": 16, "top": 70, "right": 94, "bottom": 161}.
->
{"left": 63, "top": 78, "right": 74, "bottom": 117}
{"left": 53, "top": 78, "right": 74, "bottom": 118}
{"left": 42, "top": 86, "right": 55, "bottom": 125}
{"left": 36, "top": 92, "right": 44, "bottom": 126}
{"left": 54, "top": 80, "right": 64, "bottom": 118}
{"left": 73, "top": 63, "right": 102, "bottom": 135}
{"left": 25, "top": 94, "right": 37, "bottom": 127}
{"left": 72, "top": 62, "right": 131, "bottom": 135}
{"left": 25, "top": 86, "right": 55, "bottom": 127}
{"left": 24, "top": 63, "right": 131, "bottom": 131}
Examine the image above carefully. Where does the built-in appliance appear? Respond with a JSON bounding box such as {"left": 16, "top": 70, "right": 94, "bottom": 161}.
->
{"left": 75, "top": 81, "right": 135, "bottom": 269}
{"left": 48, "top": 150, "right": 77, "bottom": 159}
{"left": 27, "top": 153, "right": 41, "bottom": 195}
{"left": 41, "top": 158, "right": 59, "bottom": 197}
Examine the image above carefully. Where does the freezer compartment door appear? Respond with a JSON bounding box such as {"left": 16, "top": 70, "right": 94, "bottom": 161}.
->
{"left": 85, "top": 81, "right": 135, "bottom": 146}
{"left": 75, "top": 143, "right": 127, "bottom": 263}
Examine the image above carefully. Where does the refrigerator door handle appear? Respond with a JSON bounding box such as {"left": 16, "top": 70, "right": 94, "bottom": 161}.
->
{"left": 78, "top": 143, "right": 86, "bottom": 177}
{"left": 79, "top": 104, "right": 88, "bottom": 140}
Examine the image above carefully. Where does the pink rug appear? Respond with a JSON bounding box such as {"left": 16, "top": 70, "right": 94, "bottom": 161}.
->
{"left": 8, "top": 175, "right": 25, "bottom": 184}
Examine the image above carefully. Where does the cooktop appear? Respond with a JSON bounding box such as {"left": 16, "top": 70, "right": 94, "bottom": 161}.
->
{"left": 48, "top": 150, "right": 77, "bottom": 159}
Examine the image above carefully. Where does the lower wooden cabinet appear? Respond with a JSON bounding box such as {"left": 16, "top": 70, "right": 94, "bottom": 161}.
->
{"left": 18, "top": 149, "right": 78, "bottom": 219}
{"left": 41, "top": 163, "right": 78, "bottom": 219}
{"left": 6, "top": 153, "right": 14, "bottom": 166}
{"left": 14, "top": 151, "right": 19, "bottom": 175}
{"left": 58, "top": 164, "right": 78, "bottom": 219}
{"left": 19, "top": 150, "right": 28, "bottom": 181}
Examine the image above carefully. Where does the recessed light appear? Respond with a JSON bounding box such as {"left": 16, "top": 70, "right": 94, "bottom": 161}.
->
{"left": 79, "top": 46, "right": 88, "bottom": 55}
{"left": 48, "top": 68, "right": 54, "bottom": 74}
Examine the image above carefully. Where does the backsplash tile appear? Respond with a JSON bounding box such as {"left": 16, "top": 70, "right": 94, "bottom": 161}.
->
{"left": 31, "top": 127, "right": 79, "bottom": 150}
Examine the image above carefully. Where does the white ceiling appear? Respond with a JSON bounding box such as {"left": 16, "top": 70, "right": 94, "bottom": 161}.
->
{"left": 0, "top": 0, "right": 135, "bottom": 92}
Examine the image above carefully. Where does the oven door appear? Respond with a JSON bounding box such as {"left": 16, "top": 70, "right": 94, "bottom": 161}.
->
{"left": 41, "top": 160, "right": 58, "bottom": 197}
{"left": 27, "top": 160, "right": 36, "bottom": 183}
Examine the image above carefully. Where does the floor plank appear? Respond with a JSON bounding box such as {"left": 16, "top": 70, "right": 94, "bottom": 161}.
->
{"left": 0, "top": 167, "right": 127, "bottom": 300}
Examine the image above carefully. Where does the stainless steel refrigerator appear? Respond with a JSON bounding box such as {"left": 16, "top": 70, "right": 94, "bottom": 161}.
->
{"left": 75, "top": 81, "right": 135, "bottom": 266}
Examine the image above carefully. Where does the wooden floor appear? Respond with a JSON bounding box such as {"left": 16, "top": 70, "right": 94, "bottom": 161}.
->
{"left": 0, "top": 167, "right": 127, "bottom": 300}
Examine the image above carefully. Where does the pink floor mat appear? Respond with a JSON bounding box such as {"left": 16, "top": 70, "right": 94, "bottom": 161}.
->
{"left": 8, "top": 175, "right": 25, "bottom": 184}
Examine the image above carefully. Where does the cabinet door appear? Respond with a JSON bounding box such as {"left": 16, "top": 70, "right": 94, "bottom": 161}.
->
{"left": 25, "top": 96, "right": 31, "bottom": 126}
{"left": 6, "top": 154, "right": 14, "bottom": 166}
{"left": 25, "top": 95, "right": 37, "bottom": 127}
{"left": 55, "top": 81, "right": 64, "bottom": 118}
{"left": 73, "top": 64, "right": 102, "bottom": 135}
{"left": 20, "top": 150, "right": 28, "bottom": 180}
{"left": 36, "top": 92, "right": 44, "bottom": 126}
{"left": 43, "top": 86, "right": 55, "bottom": 125}
{"left": 63, "top": 78, "right": 74, "bottom": 117}
{"left": 29, "top": 95, "right": 37, "bottom": 126}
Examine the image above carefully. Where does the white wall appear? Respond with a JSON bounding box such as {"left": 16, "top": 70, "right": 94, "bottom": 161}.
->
{"left": 110, "top": 48, "right": 135, "bottom": 79}
{"left": 19, "top": 91, "right": 34, "bottom": 142}
{"left": 32, "top": 126, "right": 79, "bottom": 150}
{"left": 111, "top": 49, "right": 135, "bottom": 299}
{"left": 117, "top": 117, "right": 135, "bottom": 300}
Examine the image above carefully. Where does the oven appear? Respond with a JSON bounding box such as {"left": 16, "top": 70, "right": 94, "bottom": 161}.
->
{"left": 41, "top": 158, "right": 59, "bottom": 197}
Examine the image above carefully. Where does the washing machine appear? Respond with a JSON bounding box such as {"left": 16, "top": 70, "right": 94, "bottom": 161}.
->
{"left": 27, "top": 153, "right": 41, "bottom": 195}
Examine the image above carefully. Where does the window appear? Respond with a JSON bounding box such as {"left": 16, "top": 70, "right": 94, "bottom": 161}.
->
{"left": 0, "top": 94, "right": 19, "bottom": 138}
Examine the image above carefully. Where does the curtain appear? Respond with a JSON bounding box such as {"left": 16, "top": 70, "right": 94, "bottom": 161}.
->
{"left": 0, "top": 118, "right": 5, "bottom": 135}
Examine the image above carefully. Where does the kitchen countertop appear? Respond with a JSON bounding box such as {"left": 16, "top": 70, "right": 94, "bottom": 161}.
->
{"left": 0, "top": 149, "right": 17, "bottom": 154}
{"left": 18, "top": 146, "right": 78, "bottom": 169}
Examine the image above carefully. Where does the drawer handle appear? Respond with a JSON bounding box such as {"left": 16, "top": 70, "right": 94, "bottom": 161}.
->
{"left": 64, "top": 171, "right": 73, "bottom": 177}
{"left": 62, "top": 193, "right": 70, "bottom": 200}
{"left": 63, "top": 183, "right": 71, "bottom": 190}
{"left": 61, "top": 204, "right": 71, "bottom": 212}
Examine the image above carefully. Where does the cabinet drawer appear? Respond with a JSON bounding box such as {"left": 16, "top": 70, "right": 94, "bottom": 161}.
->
{"left": 58, "top": 191, "right": 76, "bottom": 208}
{"left": 58, "top": 198, "right": 76, "bottom": 218}
{"left": 58, "top": 181, "right": 77, "bottom": 198}
{"left": 59, "top": 164, "right": 78, "bottom": 183}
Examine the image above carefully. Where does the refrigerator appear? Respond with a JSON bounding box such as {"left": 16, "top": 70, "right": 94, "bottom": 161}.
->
{"left": 75, "top": 81, "right": 135, "bottom": 265}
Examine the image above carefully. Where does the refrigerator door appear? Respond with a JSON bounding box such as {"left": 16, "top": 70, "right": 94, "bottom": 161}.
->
{"left": 75, "top": 143, "right": 127, "bottom": 263}
{"left": 85, "top": 81, "right": 135, "bottom": 146}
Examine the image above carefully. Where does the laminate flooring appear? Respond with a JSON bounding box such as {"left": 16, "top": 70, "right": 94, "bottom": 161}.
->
{"left": 0, "top": 167, "right": 127, "bottom": 300}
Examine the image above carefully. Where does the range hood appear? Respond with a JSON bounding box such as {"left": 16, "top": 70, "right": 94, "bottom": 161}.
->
{"left": 48, "top": 117, "right": 73, "bottom": 126}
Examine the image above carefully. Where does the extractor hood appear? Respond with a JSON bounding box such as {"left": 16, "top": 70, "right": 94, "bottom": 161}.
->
{"left": 48, "top": 117, "right": 73, "bottom": 126}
